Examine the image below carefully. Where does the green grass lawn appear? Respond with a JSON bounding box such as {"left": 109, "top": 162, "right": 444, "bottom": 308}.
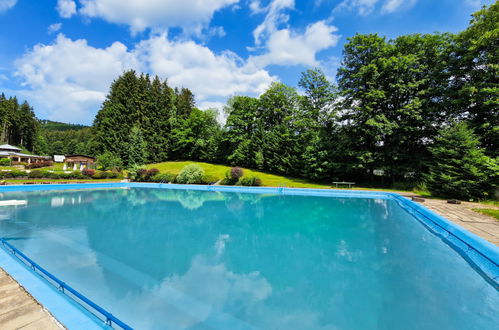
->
{"left": 146, "top": 161, "right": 411, "bottom": 192}
{"left": 472, "top": 208, "right": 499, "bottom": 221}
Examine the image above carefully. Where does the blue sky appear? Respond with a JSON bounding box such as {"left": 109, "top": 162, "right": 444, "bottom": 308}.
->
{"left": 0, "top": 0, "right": 494, "bottom": 124}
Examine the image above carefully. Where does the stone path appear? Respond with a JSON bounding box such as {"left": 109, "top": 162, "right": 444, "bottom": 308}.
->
{"left": 0, "top": 269, "right": 62, "bottom": 330}
{"left": 402, "top": 195, "right": 499, "bottom": 246}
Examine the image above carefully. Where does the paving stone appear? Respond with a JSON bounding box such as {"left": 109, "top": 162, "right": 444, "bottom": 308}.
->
{"left": 0, "top": 269, "right": 63, "bottom": 330}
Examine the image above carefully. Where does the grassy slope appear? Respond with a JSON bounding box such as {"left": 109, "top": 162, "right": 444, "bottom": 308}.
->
{"left": 146, "top": 161, "right": 410, "bottom": 192}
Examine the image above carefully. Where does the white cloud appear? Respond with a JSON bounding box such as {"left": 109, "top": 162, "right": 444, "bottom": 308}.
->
{"left": 14, "top": 34, "right": 141, "bottom": 123}
{"left": 48, "top": 23, "right": 63, "bottom": 34}
{"left": 13, "top": 34, "right": 275, "bottom": 123}
{"left": 335, "top": 0, "right": 379, "bottom": 16}
{"left": 136, "top": 34, "right": 274, "bottom": 100}
{"left": 249, "top": 21, "right": 339, "bottom": 68}
{"left": 79, "top": 0, "right": 239, "bottom": 35}
{"left": 0, "top": 0, "right": 16, "bottom": 12}
{"left": 252, "top": 0, "right": 295, "bottom": 45}
{"left": 57, "top": 0, "right": 77, "bottom": 18}
{"left": 248, "top": 1, "right": 339, "bottom": 68}
{"left": 334, "top": 0, "right": 417, "bottom": 15}
{"left": 381, "top": 0, "right": 416, "bottom": 13}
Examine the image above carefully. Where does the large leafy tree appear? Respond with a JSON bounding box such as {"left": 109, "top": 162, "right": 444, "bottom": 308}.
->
{"left": 453, "top": 3, "right": 499, "bottom": 156}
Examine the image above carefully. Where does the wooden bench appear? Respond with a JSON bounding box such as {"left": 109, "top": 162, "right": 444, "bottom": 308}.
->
{"left": 332, "top": 181, "right": 355, "bottom": 188}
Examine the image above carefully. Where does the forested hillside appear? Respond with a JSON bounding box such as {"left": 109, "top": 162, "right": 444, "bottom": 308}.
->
{"left": 2, "top": 3, "right": 497, "bottom": 199}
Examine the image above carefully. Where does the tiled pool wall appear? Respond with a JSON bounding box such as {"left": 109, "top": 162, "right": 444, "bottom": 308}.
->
{"left": 0, "top": 182, "right": 498, "bottom": 329}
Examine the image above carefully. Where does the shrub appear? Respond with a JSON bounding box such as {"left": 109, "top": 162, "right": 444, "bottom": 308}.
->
{"left": 151, "top": 173, "right": 176, "bottom": 183}
{"left": 107, "top": 171, "right": 119, "bottom": 179}
{"left": 201, "top": 175, "right": 220, "bottom": 185}
{"left": 25, "top": 161, "right": 53, "bottom": 169}
{"left": 96, "top": 152, "right": 123, "bottom": 171}
{"left": 82, "top": 168, "right": 96, "bottom": 177}
{"left": 92, "top": 170, "right": 106, "bottom": 179}
{"left": 230, "top": 167, "right": 244, "bottom": 180}
{"left": 176, "top": 164, "right": 205, "bottom": 184}
{"left": 237, "top": 175, "right": 263, "bottom": 186}
{"left": 145, "top": 168, "right": 160, "bottom": 181}
{"left": 221, "top": 167, "right": 244, "bottom": 185}
{"left": 28, "top": 170, "right": 44, "bottom": 179}
{"left": 11, "top": 170, "right": 27, "bottom": 178}
{"left": 0, "top": 158, "right": 11, "bottom": 166}
{"left": 127, "top": 165, "right": 147, "bottom": 181}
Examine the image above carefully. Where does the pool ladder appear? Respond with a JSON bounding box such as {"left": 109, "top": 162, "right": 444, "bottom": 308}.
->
{"left": 278, "top": 183, "right": 286, "bottom": 194}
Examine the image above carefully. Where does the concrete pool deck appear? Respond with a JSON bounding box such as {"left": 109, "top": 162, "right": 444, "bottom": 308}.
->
{"left": 0, "top": 269, "right": 62, "bottom": 330}
{"left": 409, "top": 197, "right": 499, "bottom": 246}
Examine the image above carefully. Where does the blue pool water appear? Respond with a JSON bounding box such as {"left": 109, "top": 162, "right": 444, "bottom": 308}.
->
{"left": 0, "top": 187, "right": 498, "bottom": 330}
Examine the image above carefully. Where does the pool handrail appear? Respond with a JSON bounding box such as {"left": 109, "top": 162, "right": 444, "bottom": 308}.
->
{"left": 0, "top": 238, "right": 133, "bottom": 330}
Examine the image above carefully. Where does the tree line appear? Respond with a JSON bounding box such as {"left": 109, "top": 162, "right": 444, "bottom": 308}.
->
{"left": 2, "top": 3, "right": 497, "bottom": 199}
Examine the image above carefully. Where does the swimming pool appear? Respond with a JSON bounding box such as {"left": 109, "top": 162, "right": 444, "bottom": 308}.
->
{"left": 0, "top": 183, "right": 498, "bottom": 329}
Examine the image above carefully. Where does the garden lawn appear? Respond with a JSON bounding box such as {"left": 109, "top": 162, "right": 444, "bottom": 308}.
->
{"left": 146, "top": 161, "right": 410, "bottom": 192}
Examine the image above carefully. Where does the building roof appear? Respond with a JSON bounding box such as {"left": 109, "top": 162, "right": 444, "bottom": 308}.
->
{"left": 0, "top": 144, "right": 22, "bottom": 152}
{"left": 65, "top": 154, "right": 96, "bottom": 160}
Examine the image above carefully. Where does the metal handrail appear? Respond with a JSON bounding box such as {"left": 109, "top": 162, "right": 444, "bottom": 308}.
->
{"left": 0, "top": 238, "right": 133, "bottom": 330}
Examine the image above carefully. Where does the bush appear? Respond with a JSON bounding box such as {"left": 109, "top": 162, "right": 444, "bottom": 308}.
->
{"left": 144, "top": 168, "right": 159, "bottom": 181}
{"left": 28, "top": 170, "right": 44, "bottom": 179}
{"left": 237, "top": 175, "right": 263, "bottom": 186}
{"left": 127, "top": 165, "right": 147, "bottom": 181}
{"left": 176, "top": 164, "right": 205, "bottom": 184}
{"left": 82, "top": 168, "right": 96, "bottom": 177}
{"left": 96, "top": 152, "right": 123, "bottom": 171}
{"left": 25, "top": 161, "right": 53, "bottom": 169}
{"left": 221, "top": 167, "right": 244, "bottom": 185}
{"left": 150, "top": 173, "right": 176, "bottom": 183}
{"left": 92, "top": 170, "right": 107, "bottom": 179}
{"left": 230, "top": 167, "right": 244, "bottom": 180}
{"left": 0, "top": 158, "right": 11, "bottom": 166}
{"left": 201, "top": 175, "right": 220, "bottom": 185}
{"left": 11, "top": 170, "right": 27, "bottom": 178}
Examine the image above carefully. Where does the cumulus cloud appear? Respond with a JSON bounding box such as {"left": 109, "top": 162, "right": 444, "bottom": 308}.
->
{"left": 14, "top": 34, "right": 141, "bottom": 123}
{"left": 248, "top": 0, "right": 339, "bottom": 68}
{"left": 0, "top": 0, "right": 17, "bottom": 12}
{"left": 251, "top": 0, "right": 295, "bottom": 45}
{"left": 78, "top": 0, "right": 239, "bottom": 35}
{"left": 56, "top": 0, "right": 77, "bottom": 18}
{"left": 13, "top": 34, "right": 275, "bottom": 123}
{"left": 249, "top": 21, "right": 339, "bottom": 68}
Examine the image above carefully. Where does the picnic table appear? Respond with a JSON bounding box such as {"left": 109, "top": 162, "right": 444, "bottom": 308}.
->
{"left": 332, "top": 181, "right": 355, "bottom": 188}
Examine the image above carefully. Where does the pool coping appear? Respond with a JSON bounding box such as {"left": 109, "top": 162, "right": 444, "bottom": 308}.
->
{"left": 0, "top": 182, "right": 498, "bottom": 329}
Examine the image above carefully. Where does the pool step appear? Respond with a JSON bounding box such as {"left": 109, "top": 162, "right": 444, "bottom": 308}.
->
{"left": 0, "top": 200, "right": 27, "bottom": 207}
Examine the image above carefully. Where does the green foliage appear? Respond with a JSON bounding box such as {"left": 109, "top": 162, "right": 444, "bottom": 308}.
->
{"left": 96, "top": 152, "right": 123, "bottom": 171}
{"left": 237, "top": 175, "right": 263, "bottom": 186}
{"left": 0, "top": 158, "right": 11, "bottom": 166}
{"left": 125, "top": 126, "right": 148, "bottom": 167}
{"left": 27, "top": 170, "right": 43, "bottom": 178}
{"left": 150, "top": 172, "right": 176, "bottom": 183}
{"left": 176, "top": 164, "right": 205, "bottom": 184}
{"left": 425, "top": 122, "right": 498, "bottom": 200}
{"left": 0, "top": 94, "right": 38, "bottom": 151}
{"left": 201, "top": 174, "right": 220, "bottom": 184}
